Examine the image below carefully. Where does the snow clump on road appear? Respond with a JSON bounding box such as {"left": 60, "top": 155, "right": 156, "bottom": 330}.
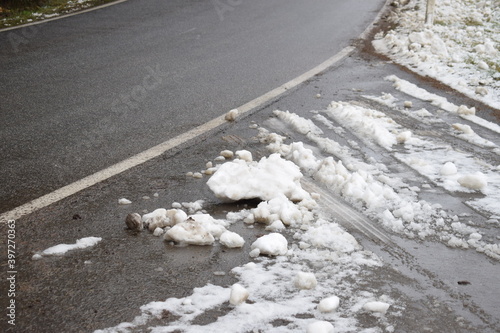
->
{"left": 33, "top": 237, "right": 102, "bottom": 259}
{"left": 266, "top": 105, "right": 500, "bottom": 260}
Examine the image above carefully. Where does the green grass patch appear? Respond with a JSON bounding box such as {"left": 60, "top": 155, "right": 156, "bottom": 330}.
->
{"left": 0, "top": 0, "right": 117, "bottom": 29}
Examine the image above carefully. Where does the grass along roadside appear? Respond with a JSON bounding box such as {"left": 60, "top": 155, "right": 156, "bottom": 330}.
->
{"left": 0, "top": 0, "right": 118, "bottom": 29}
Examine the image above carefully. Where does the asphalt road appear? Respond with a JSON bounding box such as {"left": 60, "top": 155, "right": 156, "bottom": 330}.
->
{"left": 2, "top": 1, "right": 500, "bottom": 331}
{"left": 1, "top": 48, "right": 499, "bottom": 332}
{"left": 0, "top": 0, "right": 385, "bottom": 214}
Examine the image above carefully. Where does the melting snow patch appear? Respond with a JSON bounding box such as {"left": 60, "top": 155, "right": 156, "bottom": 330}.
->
{"left": 259, "top": 109, "right": 500, "bottom": 259}
{"left": 373, "top": 0, "right": 500, "bottom": 109}
{"left": 99, "top": 146, "right": 397, "bottom": 332}
{"left": 35, "top": 237, "right": 102, "bottom": 257}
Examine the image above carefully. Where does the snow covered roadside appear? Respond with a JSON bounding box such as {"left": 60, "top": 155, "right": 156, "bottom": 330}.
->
{"left": 95, "top": 151, "right": 397, "bottom": 333}
{"left": 270, "top": 97, "right": 500, "bottom": 260}
{"left": 372, "top": 0, "right": 499, "bottom": 110}
{"left": 95, "top": 82, "right": 499, "bottom": 331}
{"left": 96, "top": 90, "right": 499, "bottom": 332}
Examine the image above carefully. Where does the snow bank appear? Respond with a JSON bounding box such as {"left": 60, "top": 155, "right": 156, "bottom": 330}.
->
{"left": 373, "top": 0, "right": 500, "bottom": 110}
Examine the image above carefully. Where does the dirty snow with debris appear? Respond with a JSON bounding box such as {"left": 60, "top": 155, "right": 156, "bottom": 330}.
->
{"left": 96, "top": 150, "right": 398, "bottom": 332}
{"left": 94, "top": 1, "right": 500, "bottom": 331}
{"left": 372, "top": 0, "right": 499, "bottom": 110}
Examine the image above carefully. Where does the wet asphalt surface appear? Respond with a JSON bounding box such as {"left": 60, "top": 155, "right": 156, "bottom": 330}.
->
{"left": 2, "top": 1, "right": 500, "bottom": 332}
{"left": 0, "top": 0, "right": 385, "bottom": 213}
{"left": 1, "top": 44, "right": 500, "bottom": 332}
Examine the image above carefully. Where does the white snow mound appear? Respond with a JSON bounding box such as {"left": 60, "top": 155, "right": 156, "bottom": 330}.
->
{"left": 250, "top": 233, "right": 288, "bottom": 256}
{"left": 440, "top": 162, "right": 458, "bottom": 176}
{"left": 41, "top": 237, "right": 102, "bottom": 256}
{"left": 220, "top": 231, "right": 245, "bottom": 248}
{"left": 207, "top": 153, "right": 310, "bottom": 202}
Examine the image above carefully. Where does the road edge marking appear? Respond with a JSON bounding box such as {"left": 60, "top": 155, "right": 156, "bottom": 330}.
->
{"left": 0, "top": 46, "right": 355, "bottom": 223}
{"left": 0, "top": 0, "right": 129, "bottom": 32}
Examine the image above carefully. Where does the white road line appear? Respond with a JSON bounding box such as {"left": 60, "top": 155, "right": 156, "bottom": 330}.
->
{"left": 0, "top": 46, "right": 355, "bottom": 223}
{"left": 0, "top": 0, "right": 129, "bottom": 32}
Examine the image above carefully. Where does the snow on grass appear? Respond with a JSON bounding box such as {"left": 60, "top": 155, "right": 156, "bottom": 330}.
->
{"left": 33, "top": 237, "right": 102, "bottom": 259}
{"left": 372, "top": 0, "right": 500, "bottom": 110}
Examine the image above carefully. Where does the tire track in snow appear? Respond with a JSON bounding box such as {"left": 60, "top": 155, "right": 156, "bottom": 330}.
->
{"left": 301, "top": 179, "right": 394, "bottom": 246}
